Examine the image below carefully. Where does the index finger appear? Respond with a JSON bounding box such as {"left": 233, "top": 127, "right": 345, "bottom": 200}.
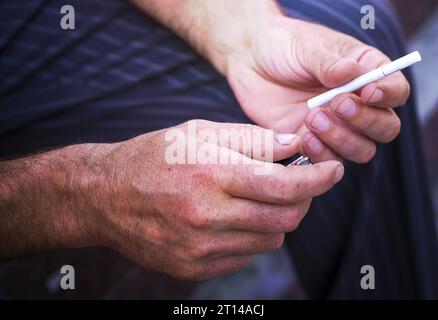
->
{"left": 215, "top": 160, "right": 344, "bottom": 205}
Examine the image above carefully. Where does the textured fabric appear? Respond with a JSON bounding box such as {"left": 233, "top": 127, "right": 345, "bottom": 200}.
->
{"left": 0, "top": 0, "right": 437, "bottom": 299}
{"left": 0, "top": 0, "right": 249, "bottom": 157}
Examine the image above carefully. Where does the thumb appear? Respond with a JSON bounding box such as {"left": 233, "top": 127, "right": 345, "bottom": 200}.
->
{"left": 303, "top": 50, "right": 359, "bottom": 88}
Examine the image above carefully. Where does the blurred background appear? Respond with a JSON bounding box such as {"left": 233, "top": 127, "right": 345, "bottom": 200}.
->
{"left": 0, "top": 0, "right": 437, "bottom": 299}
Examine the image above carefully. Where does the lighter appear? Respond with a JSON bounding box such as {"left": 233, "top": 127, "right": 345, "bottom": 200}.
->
{"left": 287, "top": 155, "right": 313, "bottom": 166}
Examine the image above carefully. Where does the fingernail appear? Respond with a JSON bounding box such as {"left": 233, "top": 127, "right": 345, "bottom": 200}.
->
{"left": 276, "top": 133, "right": 297, "bottom": 145}
{"left": 335, "top": 165, "right": 344, "bottom": 183}
{"left": 369, "top": 88, "right": 384, "bottom": 103}
{"left": 336, "top": 98, "right": 357, "bottom": 118}
{"left": 306, "top": 136, "right": 323, "bottom": 154}
{"left": 311, "top": 112, "right": 331, "bottom": 131}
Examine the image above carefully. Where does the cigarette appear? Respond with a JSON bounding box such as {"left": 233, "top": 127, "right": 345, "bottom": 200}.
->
{"left": 307, "top": 51, "right": 422, "bottom": 109}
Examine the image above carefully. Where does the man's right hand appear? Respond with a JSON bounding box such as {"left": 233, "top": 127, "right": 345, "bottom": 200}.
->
{"left": 0, "top": 120, "right": 343, "bottom": 280}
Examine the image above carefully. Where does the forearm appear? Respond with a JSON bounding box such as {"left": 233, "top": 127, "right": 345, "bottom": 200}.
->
{"left": 0, "top": 144, "right": 105, "bottom": 259}
{"left": 131, "top": 0, "right": 284, "bottom": 75}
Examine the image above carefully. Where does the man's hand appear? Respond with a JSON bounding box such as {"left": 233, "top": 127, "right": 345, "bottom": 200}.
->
{"left": 135, "top": 0, "right": 409, "bottom": 163}
{"left": 225, "top": 17, "right": 407, "bottom": 163}
{"left": 0, "top": 120, "right": 343, "bottom": 280}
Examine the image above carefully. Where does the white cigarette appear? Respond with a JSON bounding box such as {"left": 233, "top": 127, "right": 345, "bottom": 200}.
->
{"left": 307, "top": 51, "right": 422, "bottom": 109}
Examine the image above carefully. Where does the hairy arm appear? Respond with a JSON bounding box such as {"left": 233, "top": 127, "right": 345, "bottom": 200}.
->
{"left": 131, "top": 0, "right": 283, "bottom": 74}
{"left": 0, "top": 144, "right": 104, "bottom": 259}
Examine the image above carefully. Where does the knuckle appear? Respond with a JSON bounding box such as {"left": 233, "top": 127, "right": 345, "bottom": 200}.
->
{"left": 357, "top": 111, "right": 376, "bottom": 133}
{"left": 327, "top": 128, "right": 351, "bottom": 156}
{"left": 301, "top": 199, "right": 313, "bottom": 215}
{"left": 318, "top": 55, "right": 331, "bottom": 73}
{"left": 181, "top": 200, "right": 201, "bottom": 226}
{"left": 367, "top": 47, "right": 385, "bottom": 60}
{"left": 224, "top": 257, "right": 253, "bottom": 276}
{"left": 192, "top": 242, "right": 212, "bottom": 260}
{"left": 385, "top": 116, "right": 401, "bottom": 142}
{"left": 284, "top": 212, "right": 301, "bottom": 231}
{"left": 176, "top": 262, "right": 201, "bottom": 280}
{"left": 186, "top": 205, "right": 216, "bottom": 231}
{"left": 266, "top": 234, "right": 285, "bottom": 251}
{"left": 190, "top": 211, "right": 211, "bottom": 228}
{"left": 273, "top": 207, "right": 302, "bottom": 232}
{"left": 184, "top": 199, "right": 216, "bottom": 230}
{"left": 252, "top": 205, "right": 271, "bottom": 227}
{"left": 186, "top": 235, "right": 216, "bottom": 260}
{"left": 401, "top": 81, "right": 411, "bottom": 105}
{"left": 276, "top": 184, "right": 288, "bottom": 204}
{"left": 337, "top": 132, "right": 354, "bottom": 154}
{"left": 193, "top": 165, "right": 215, "bottom": 184}
{"left": 311, "top": 163, "right": 339, "bottom": 190}
{"left": 358, "top": 143, "right": 377, "bottom": 164}
{"left": 184, "top": 265, "right": 208, "bottom": 281}
{"left": 331, "top": 129, "right": 372, "bottom": 163}
{"left": 185, "top": 236, "right": 202, "bottom": 259}
{"left": 239, "top": 257, "right": 253, "bottom": 269}
{"left": 207, "top": 258, "right": 254, "bottom": 279}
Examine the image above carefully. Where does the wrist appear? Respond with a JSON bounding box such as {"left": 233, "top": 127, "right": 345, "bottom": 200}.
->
{"left": 187, "top": 0, "right": 285, "bottom": 75}
{"left": 58, "top": 143, "right": 116, "bottom": 249}
{"left": 32, "top": 143, "right": 109, "bottom": 250}
{"left": 133, "top": 0, "right": 284, "bottom": 75}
